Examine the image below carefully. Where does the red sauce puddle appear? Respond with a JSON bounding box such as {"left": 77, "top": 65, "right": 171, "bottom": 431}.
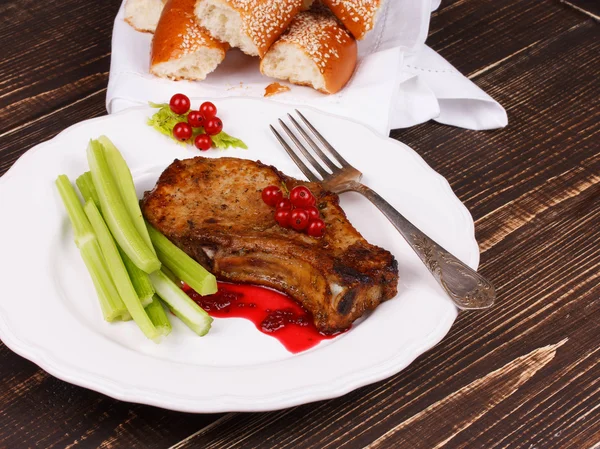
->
{"left": 184, "top": 282, "right": 342, "bottom": 353}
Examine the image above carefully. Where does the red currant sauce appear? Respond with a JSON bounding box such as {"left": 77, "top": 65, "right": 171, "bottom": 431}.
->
{"left": 185, "top": 282, "right": 343, "bottom": 353}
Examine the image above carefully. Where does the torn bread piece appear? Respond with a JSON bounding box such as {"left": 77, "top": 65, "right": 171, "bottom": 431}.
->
{"left": 321, "top": 0, "right": 384, "bottom": 40}
{"left": 194, "top": 0, "right": 307, "bottom": 57}
{"left": 151, "top": 0, "right": 228, "bottom": 81}
{"left": 260, "top": 5, "right": 357, "bottom": 94}
{"left": 125, "top": 0, "right": 167, "bottom": 33}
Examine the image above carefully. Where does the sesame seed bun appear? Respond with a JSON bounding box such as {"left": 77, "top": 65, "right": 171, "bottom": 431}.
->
{"left": 195, "top": 0, "right": 307, "bottom": 57}
{"left": 260, "top": 4, "right": 357, "bottom": 94}
{"left": 151, "top": 0, "right": 228, "bottom": 81}
{"left": 321, "top": 0, "right": 383, "bottom": 40}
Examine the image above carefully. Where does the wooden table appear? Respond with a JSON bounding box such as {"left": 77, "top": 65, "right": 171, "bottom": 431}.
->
{"left": 1, "top": 1, "right": 598, "bottom": 447}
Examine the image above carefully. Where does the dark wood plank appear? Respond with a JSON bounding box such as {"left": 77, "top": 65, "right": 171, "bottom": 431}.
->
{"left": 0, "top": 0, "right": 120, "bottom": 135}
{"left": 561, "top": 0, "right": 600, "bottom": 19}
{"left": 0, "top": 351, "right": 221, "bottom": 449}
{"left": 395, "top": 22, "right": 600, "bottom": 223}
{"left": 173, "top": 11, "right": 600, "bottom": 449}
{"left": 427, "top": 0, "right": 584, "bottom": 77}
{"left": 0, "top": 0, "right": 599, "bottom": 448}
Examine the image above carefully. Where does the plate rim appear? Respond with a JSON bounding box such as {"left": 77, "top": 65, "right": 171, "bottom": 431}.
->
{"left": 0, "top": 98, "right": 476, "bottom": 412}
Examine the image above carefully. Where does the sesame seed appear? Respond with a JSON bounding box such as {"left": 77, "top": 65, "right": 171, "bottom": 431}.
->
{"left": 324, "top": 0, "right": 380, "bottom": 37}
{"left": 230, "top": 0, "right": 305, "bottom": 53}
{"left": 275, "top": 5, "right": 354, "bottom": 75}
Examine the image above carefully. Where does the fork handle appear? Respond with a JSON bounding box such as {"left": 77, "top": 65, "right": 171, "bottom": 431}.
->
{"left": 352, "top": 183, "right": 495, "bottom": 310}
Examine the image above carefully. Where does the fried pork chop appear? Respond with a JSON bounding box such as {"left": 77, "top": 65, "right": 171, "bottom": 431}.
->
{"left": 142, "top": 157, "right": 398, "bottom": 333}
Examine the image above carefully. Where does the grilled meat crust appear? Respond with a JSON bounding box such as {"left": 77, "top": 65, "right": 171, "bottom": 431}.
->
{"left": 142, "top": 157, "right": 398, "bottom": 333}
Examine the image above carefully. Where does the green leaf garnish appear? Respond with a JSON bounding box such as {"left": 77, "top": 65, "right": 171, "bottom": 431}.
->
{"left": 147, "top": 102, "right": 247, "bottom": 150}
{"left": 147, "top": 104, "right": 188, "bottom": 144}
{"left": 211, "top": 131, "right": 248, "bottom": 150}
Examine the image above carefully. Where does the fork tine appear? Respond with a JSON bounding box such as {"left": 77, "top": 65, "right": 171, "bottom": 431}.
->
{"left": 270, "top": 125, "right": 320, "bottom": 182}
{"left": 295, "top": 110, "right": 351, "bottom": 167}
{"left": 278, "top": 119, "right": 330, "bottom": 179}
{"left": 287, "top": 114, "right": 340, "bottom": 172}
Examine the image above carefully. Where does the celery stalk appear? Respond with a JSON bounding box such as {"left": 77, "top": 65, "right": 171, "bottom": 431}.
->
{"left": 76, "top": 171, "right": 100, "bottom": 209}
{"left": 120, "top": 247, "right": 154, "bottom": 307}
{"left": 150, "top": 270, "right": 212, "bottom": 336}
{"left": 55, "top": 175, "right": 126, "bottom": 321}
{"left": 161, "top": 265, "right": 179, "bottom": 284}
{"left": 84, "top": 200, "right": 159, "bottom": 341}
{"left": 77, "top": 167, "right": 155, "bottom": 308}
{"left": 147, "top": 224, "right": 217, "bottom": 296}
{"left": 146, "top": 296, "right": 172, "bottom": 336}
{"left": 87, "top": 140, "right": 160, "bottom": 273}
{"left": 98, "top": 136, "right": 155, "bottom": 253}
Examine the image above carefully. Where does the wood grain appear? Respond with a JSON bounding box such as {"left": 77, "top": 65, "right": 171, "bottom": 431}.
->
{"left": 367, "top": 340, "right": 567, "bottom": 448}
{"left": 0, "top": 0, "right": 599, "bottom": 448}
{"left": 561, "top": 0, "right": 600, "bottom": 20}
{"left": 427, "top": 0, "right": 584, "bottom": 77}
{"left": 0, "top": 0, "right": 117, "bottom": 135}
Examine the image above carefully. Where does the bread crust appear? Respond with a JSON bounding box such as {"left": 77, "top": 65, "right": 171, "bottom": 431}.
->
{"left": 321, "top": 0, "right": 382, "bottom": 40}
{"left": 124, "top": 17, "right": 154, "bottom": 33}
{"left": 151, "top": 0, "right": 228, "bottom": 76}
{"left": 199, "top": 0, "right": 307, "bottom": 57}
{"left": 260, "top": 5, "right": 357, "bottom": 94}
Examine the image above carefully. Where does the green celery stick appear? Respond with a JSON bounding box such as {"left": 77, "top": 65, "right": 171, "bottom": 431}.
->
{"left": 76, "top": 171, "right": 100, "bottom": 209}
{"left": 147, "top": 224, "right": 217, "bottom": 296}
{"left": 146, "top": 296, "right": 172, "bottom": 336}
{"left": 98, "top": 136, "right": 155, "bottom": 253}
{"left": 84, "top": 200, "right": 159, "bottom": 341}
{"left": 87, "top": 140, "right": 160, "bottom": 273}
{"left": 76, "top": 169, "right": 155, "bottom": 308}
{"left": 120, "top": 247, "right": 154, "bottom": 307}
{"left": 150, "top": 270, "right": 212, "bottom": 336}
{"left": 55, "top": 175, "right": 126, "bottom": 321}
{"left": 161, "top": 265, "right": 179, "bottom": 284}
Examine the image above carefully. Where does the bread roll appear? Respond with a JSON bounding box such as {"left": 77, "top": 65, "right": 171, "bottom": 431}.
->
{"left": 194, "top": 0, "right": 307, "bottom": 57}
{"left": 125, "top": 0, "right": 167, "bottom": 33}
{"left": 321, "top": 0, "right": 383, "bottom": 40}
{"left": 260, "top": 5, "right": 357, "bottom": 94}
{"left": 151, "top": 0, "right": 228, "bottom": 81}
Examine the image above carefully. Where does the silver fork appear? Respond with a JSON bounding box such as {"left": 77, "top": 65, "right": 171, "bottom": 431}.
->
{"left": 270, "top": 111, "right": 495, "bottom": 310}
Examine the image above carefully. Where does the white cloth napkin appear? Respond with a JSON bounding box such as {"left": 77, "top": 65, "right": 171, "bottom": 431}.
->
{"left": 106, "top": 0, "right": 507, "bottom": 134}
{"left": 392, "top": 46, "right": 508, "bottom": 129}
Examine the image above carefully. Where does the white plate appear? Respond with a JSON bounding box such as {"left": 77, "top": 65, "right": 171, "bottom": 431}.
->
{"left": 0, "top": 98, "right": 477, "bottom": 413}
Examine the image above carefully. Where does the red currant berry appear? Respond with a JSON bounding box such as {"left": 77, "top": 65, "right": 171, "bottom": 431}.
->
{"left": 194, "top": 134, "right": 212, "bottom": 151}
{"left": 262, "top": 186, "right": 283, "bottom": 206}
{"left": 173, "top": 122, "right": 193, "bottom": 141}
{"left": 187, "top": 110, "right": 205, "bottom": 128}
{"left": 307, "top": 218, "right": 326, "bottom": 237}
{"left": 290, "top": 209, "right": 309, "bottom": 231}
{"left": 276, "top": 199, "right": 292, "bottom": 211}
{"left": 275, "top": 209, "right": 291, "bottom": 228}
{"left": 169, "top": 93, "right": 191, "bottom": 115}
{"left": 204, "top": 117, "right": 223, "bottom": 136}
{"left": 289, "top": 186, "right": 315, "bottom": 208}
{"left": 199, "top": 101, "right": 217, "bottom": 119}
{"left": 305, "top": 206, "right": 320, "bottom": 221}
